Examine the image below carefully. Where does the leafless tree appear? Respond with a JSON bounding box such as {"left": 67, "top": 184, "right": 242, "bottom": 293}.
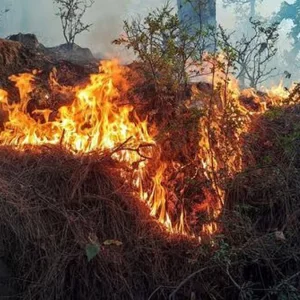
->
{"left": 53, "top": 0, "right": 94, "bottom": 49}
{"left": 218, "top": 19, "right": 279, "bottom": 89}
{"left": 222, "top": 0, "right": 264, "bottom": 18}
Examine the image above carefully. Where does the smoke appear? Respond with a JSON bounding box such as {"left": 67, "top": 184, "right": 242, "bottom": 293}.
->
{"left": 0, "top": 0, "right": 294, "bottom": 64}
{"left": 86, "top": 0, "right": 177, "bottom": 60}
{"left": 0, "top": 0, "right": 172, "bottom": 59}
{"left": 82, "top": 0, "right": 132, "bottom": 59}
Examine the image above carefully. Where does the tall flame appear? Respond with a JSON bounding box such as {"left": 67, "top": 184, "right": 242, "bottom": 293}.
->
{"left": 0, "top": 58, "right": 293, "bottom": 239}
{"left": 0, "top": 60, "right": 186, "bottom": 235}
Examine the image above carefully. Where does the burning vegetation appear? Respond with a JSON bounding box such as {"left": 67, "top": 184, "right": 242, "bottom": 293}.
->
{"left": 0, "top": 53, "right": 299, "bottom": 299}
{"left": 1, "top": 1, "right": 300, "bottom": 300}
{"left": 0, "top": 58, "right": 291, "bottom": 239}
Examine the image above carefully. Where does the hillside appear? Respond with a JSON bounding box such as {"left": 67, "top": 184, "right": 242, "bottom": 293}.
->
{"left": 0, "top": 34, "right": 299, "bottom": 300}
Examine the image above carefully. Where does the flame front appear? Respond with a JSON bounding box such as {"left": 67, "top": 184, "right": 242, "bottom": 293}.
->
{"left": 0, "top": 59, "right": 293, "bottom": 239}
{"left": 0, "top": 60, "right": 186, "bottom": 235}
{"left": 0, "top": 61, "right": 151, "bottom": 156}
{"left": 193, "top": 54, "right": 293, "bottom": 235}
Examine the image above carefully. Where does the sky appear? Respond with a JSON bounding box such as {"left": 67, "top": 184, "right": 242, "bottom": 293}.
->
{"left": 0, "top": 0, "right": 294, "bottom": 58}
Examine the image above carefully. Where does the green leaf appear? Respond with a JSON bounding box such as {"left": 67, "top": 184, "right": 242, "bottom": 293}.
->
{"left": 103, "top": 240, "right": 123, "bottom": 246}
{"left": 85, "top": 243, "right": 100, "bottom": 262}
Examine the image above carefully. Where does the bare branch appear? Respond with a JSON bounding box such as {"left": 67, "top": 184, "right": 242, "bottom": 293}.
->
{"left": 53, "top": 0, "right": 94, "bottom": 49}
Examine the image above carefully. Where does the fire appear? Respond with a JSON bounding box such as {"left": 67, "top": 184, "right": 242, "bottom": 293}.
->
{"left": 265, "top": 81, "right": 290, "bottom": 99}
{"left": 0, "top": 60, "right": 187, "bottom": 235}
{"left": 194, "top": 62, "right": 292, "bottom": 235}
{"left": 0, "top": 61, "right": 151, "bottom": 156}
{"left": 0, "top": 58, "right": 293, "bottom": 240}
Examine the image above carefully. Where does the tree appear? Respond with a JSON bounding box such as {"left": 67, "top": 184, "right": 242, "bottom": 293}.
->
{"left": 274, "top": 1, "right": 300, "bottom": 61}
{"left": 53, "top": 0, "right": 94, "bottom": 49}
{"left": 113, "top": 2, "right": 213, "bottom": 104}
{"left": 177, "top": 0, "right": 216, "bottom": 51}
{"left": 218, "top": 19, "right": 279, "bottom": 89}
{"left": 222, "top": 0, "right": 264, "bottom": 19}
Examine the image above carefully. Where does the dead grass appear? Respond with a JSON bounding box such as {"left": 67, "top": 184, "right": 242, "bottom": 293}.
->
{"left": 1, "top": 85, "right": 300, "bottom": 299}
{"left": 220, "top": 104, "right": 300, "bottom": 299}
{"left": 0, "top": 146, "right": 200, "bottom": 300}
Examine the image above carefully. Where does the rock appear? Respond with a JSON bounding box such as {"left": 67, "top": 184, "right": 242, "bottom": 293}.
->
{"left": 7, "top": 33, "right": 45, "bottom": 52}
{"left": 48, "top": 43, "right": 96, "bottom": 64}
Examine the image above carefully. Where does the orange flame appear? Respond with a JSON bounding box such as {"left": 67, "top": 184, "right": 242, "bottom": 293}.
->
{"left": 0, "top": 58, "right": 293, "bottom": 240}
{"left": 194, "top": 57, "right": 292, "bottom": 235}
{"left": 0, "top": 60, "right": 187, "bottom": 235}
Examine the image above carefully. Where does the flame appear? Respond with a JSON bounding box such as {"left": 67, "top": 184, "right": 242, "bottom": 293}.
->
{"left": 0, "top": 60, "right": 187, "bottom": 235}
{"left": 0, "top": 61, "right": 151, "bottom": 157}
{"left": 0, "top": 58, "right": 293, "bottom": 240}
{"left": 194, "top": 58, "right": 292, "bottom": 235}
{"left": 265, "top": 81, "right": 290, "bottom": 99}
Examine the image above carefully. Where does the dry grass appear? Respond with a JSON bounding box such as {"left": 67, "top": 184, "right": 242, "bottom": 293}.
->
{"left": 220, "top": 104, "right": 300, "bottom": 299}
{"left": 0, "top": 146, "right": 200, "bottom": 300}
{"left": 1, "top": 78, "right": 300, "bottom": 299}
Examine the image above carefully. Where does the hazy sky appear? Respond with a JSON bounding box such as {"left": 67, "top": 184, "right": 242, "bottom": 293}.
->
{"left": 0, "top": 0, "right": 294, "bottom": 57}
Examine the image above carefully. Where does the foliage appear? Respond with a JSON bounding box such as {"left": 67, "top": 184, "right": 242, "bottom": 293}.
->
{"left": 113, "top": 2, "right": 214, "bottom": 103}
{"left": 215, "top": 105, "right": 300, "bottom": 300}
{"left": 218, "top": 19, "right": 279, "bottom": 88}
{"left": 53, "top": 0, "right": 94, "bottom": 49}
{"left": 85, "top": 243, "right": 100, "bottom": 262}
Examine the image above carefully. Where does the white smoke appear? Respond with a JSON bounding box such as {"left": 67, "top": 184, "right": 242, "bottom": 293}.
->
{"left": 0, "top": 0, "right": 292, "bottom": 59}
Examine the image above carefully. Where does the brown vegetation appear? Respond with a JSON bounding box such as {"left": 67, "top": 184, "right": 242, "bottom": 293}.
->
{"left": 0, "top": 146, "right": 201, "bottom": 300}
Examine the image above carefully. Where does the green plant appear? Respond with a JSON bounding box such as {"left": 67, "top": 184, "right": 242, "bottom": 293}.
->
{"left": 113, "top": 2, "right": 212, "bottom": 103}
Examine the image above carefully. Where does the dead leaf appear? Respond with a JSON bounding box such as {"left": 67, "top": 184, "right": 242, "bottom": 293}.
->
{"left": 103, "top": 240, "right": 123, "bottom": 246}
{"left": 275, "top": 231, "right": 286, "bottom": 241}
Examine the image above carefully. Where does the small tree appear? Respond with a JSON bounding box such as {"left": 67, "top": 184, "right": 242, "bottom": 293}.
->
{"left": 53, "top": 0, "right": 94, "bottom": 49}
{"left": 218, "top": 19, "right": 279, "bottom": 89}
{"left": 113, "top": 2, "right": 213, "bottom": 105}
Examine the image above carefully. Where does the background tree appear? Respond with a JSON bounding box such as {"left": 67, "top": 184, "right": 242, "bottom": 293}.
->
{"left": 177, "top": 0, "right": 216, "bottom": 51}
{"left": 53, "top": 0, "right": 94, "bottom": 49}
{"left": 218, "top": 19, "right": 279, "bottom": 88}
{"left": 222, "top": 0, "right": 264, "bottom": 19}
{"left": 274, "top": 1, "right": 300, "bottom": 61}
